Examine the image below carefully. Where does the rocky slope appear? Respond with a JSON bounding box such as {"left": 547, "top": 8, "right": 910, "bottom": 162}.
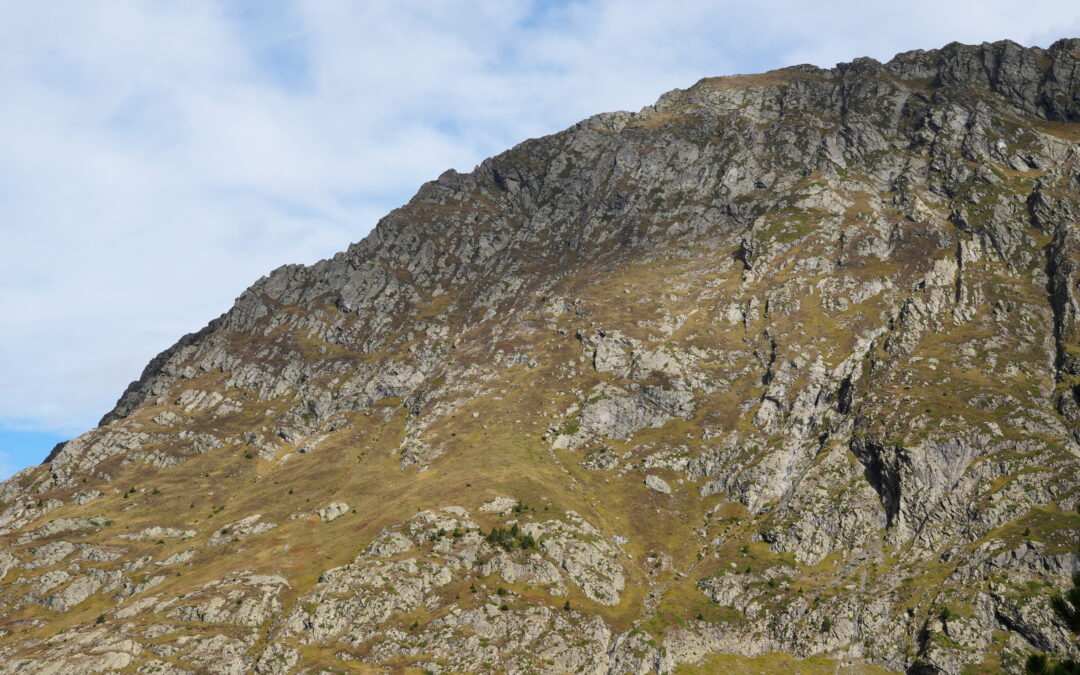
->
{"left": 2, "top": 38, "right": 1080, "bottom": 674}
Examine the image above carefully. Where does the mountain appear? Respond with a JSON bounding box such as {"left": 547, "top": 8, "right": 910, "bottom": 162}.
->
{"left": 2, "top": 38, "right": 1080, "bottom": 674}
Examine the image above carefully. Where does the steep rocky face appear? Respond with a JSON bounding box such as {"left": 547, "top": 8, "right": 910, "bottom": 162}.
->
{"left": 2, "top": 38, "right": 1080, "bottom": 674}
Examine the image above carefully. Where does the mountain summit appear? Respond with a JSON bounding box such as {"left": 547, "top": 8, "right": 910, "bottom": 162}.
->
{"left": 3, "top": 38, "right": 1080, "bottom": 674}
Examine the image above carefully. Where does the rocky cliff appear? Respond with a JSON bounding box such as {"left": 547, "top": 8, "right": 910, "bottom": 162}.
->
{"left": 2, "top": 38, "right": 1080, "bottom": 674}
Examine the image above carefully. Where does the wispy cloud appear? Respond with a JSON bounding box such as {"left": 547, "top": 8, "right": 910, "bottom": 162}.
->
{"left": 1, "top": 1, "right": 1077, "bottom": 468}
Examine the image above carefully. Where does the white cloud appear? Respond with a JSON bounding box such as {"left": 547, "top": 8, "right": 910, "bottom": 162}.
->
{"left": 0, "top": 0, "right": 1077, "bottom": 440}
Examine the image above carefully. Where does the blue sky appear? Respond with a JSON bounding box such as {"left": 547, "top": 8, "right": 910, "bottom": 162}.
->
{"left": 2, "top": 0, "right": 1079, "bottom": 479}
{"left": 0, "top": 430, "right": 65, "bottom": 480}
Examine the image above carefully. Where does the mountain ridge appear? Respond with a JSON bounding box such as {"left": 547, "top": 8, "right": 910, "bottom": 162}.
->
{"left": 89, "top": 37, "right": 1080, "bottom": 437}
{"left": 2, "top": 37, "right": 1080, "bottom": 674}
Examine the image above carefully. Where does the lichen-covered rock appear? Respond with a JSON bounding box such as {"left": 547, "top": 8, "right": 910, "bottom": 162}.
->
{"left": 644, "top": 475, "right": 672, "bottom": 494}
{"left": 205, "top": 515, "right": 276, "bottom": 547}
{"left": 120, "top": 527, "right": 196, "bottom": 541}
{"left": 167, "top": 573, "right": 288, "bottom": 627}
{"left": 315, "top": 502, "right": 348, "bottom": 523}
{"left": 478, "top": 496, "right": 518, "bottom": 514}
{"left": 276, "top": 557, "right": 453, "bottom": 645}
{"left": 524, "top": 512, "right": 626, "bottom": 606}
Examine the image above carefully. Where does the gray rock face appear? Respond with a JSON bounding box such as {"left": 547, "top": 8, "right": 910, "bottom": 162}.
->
{"left": 168, "top": 573, "right": 289, "bottom": 628}
{"left": 644, "top": 475, "right": 672, "bottom": 495}
{"left": 205, "top": 515, "right": 276, "bottom": 547}
{"left": 315, "top": 503, "right": 348, "bottom": 523}
{"left": 120, "top": 527, "right": 196, "bottom": 541}
{"left": 2, "top": 37, "right": 1080, "bottom": 675}
{"left": 553, "top": 384, "right": 695, "bottom": 450}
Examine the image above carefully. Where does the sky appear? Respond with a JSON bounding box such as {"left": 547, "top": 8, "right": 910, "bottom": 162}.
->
{"left": 1, "top": 1, "right": 1078, "bottom": 479}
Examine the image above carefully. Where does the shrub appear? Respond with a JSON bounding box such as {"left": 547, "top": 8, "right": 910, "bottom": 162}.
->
{"left": 485, "top": 526, "right": 534, "bottom": 551}
{"left": 1051, "top": 572, "right": 1080, "bottom": 633}
{"left": 1026, "top": 654, "right": 1048, "bottom": 673}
